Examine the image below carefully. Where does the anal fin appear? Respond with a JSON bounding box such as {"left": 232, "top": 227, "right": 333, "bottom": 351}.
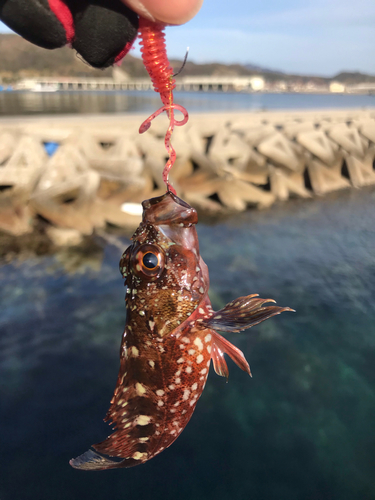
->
{"left": 211, "top": 342, "right": 229, "bottom": 380}
{"left": 212, "top": 331, "right": 251, "bottom": 378}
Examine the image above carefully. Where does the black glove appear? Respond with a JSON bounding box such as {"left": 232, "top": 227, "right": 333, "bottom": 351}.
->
{"left": 0, "top": 0, "right": 139, "bottom": 68}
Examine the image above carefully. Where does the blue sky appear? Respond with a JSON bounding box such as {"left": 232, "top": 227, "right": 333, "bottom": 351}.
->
{"left": 1, "top": 0, "right": 374, "bottom": 76}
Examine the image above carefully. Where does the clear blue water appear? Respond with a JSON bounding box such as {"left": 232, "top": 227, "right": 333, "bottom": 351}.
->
{"left": 1, "top": 187, "right": 375, "bottom": 500}
{"left": 0, "top": 90, "right": 374, "bottom": 115}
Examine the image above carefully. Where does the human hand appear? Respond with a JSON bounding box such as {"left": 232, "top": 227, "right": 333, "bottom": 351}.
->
{"left": 121, "top": 0, "right": 203, "bottom": 25}
{"left": 0, "top": 0, "right": 202, "bottom": 69}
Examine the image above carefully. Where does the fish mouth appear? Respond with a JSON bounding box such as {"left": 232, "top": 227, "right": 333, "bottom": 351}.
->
{"left": 142, "top": 191, "right": 198, "bottom": 227}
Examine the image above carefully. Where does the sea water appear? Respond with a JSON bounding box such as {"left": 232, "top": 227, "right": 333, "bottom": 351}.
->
{"left": 0, "top": 90, "right": 374, "bottom": 116}
{"left": 0, "top": 188, "right": 375, "bottom": 500}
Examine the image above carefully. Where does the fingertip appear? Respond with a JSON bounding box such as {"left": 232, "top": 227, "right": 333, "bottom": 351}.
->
{"left": 121, "top": 0, "right": 203, "bottom": 25}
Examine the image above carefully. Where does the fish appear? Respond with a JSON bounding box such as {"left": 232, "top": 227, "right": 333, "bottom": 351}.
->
{"left": 70, "top": 191, "right": 293, "bottom": 471}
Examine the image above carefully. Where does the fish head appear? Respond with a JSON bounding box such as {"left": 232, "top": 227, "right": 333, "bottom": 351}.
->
{"left": 119, "top": 191, "right": 209, "bottom": 337}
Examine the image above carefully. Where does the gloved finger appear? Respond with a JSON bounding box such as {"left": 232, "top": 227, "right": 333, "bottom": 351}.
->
{"left": 0, "top": 0, "right": 139, "bottom": 68}
{"left": 121, "top": 0, "right": 203, "bottom": 25}
{"left": 65, "top": 0, "right": 138, "bottom": 68}
{"left": 0, "top": 0, "right": 67, "bottom": 49}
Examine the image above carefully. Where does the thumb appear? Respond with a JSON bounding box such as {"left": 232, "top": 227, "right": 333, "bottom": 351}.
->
{"left": 121, "top": 0, "right": 203, "bottom": 25}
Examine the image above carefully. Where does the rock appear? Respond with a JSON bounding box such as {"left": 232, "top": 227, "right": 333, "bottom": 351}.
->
{"left": 283, "top": 121, "right": 315, "bottom": 140}
{"left": 328, "top": 124, "right": 367, "bottom": 158}
{"left": 0, "top": 189, "right": 33, "bottom": 235}
{"left": 179, "top": 171, "right": 222, "bottom": 198}
{"left": 186, "top": 126, "right": 206, "bottom": 155}
{"left": 344, "top": 147, "right": 375, "bottom": 188}
{"left": 244, "top": 125, "right": 276, "bottom": 147}
{"left": 75, "top": 132, "right": 144, "bottom": 180}
{"left": 0, "top": 135, "right": 47, "bottom": 194}
{"left": 297, "top": 129, "right": 338, "bottom": 165}
{"left": 190, "top": 151, "right": 218, "bottom": 173}
{"left": 258, "top": 132, "right": 304, "bottom": 172}
{"left": 217, "top": 178, "right": 275, "bottom": 210}
{"left": 359, "top": 121, "right": 375, "bottom": 144}
{"left": 0, "top": 132, "right": 16, "bottom": 165}
{"left": 46, "top": 227, "right": 84, "bottom": 247}
{"left": 269, "top": 166, "right": 312, "bottom": 201}
{"left": 210, "top": 132, "right": 252, "bottom": 172}
{"left": 306, "top": 158, "right": 350, "bottom": 195}
{"left": 31, "top": 145, "right": 101, "bottom": 234}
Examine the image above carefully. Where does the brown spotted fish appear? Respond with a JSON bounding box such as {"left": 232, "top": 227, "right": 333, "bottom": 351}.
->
{"left": 70, "top": 191, "right": 293, "bottom": 470}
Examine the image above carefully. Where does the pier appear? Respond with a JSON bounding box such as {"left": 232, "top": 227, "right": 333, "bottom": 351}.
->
{"left": 0, "top": 108, "right": 374, "bottom": 245}
{"left": 14, "top": 74, "right": 266, "bottom": 93}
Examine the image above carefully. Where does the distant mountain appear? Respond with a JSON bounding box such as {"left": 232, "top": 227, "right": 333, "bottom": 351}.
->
{"left": 0, "top": 33, "right": 374, "bottom": 85}
{"left": 332, "top": 71, "right": 375, "bottom": 84}
{"left": 244, "top": 63, "right": 284, "bottom": 74}
{"left": 0, "top": 34, "right": 147, "bottom": 81}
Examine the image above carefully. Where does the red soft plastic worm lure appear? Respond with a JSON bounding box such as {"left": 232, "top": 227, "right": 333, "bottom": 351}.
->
{"left": 138, "top": 17, "right": 189, "bottom": 194}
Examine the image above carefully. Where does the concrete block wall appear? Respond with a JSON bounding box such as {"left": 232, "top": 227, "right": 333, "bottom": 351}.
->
{"left": 0, "top": 108, "right": 374, "bottom": 243}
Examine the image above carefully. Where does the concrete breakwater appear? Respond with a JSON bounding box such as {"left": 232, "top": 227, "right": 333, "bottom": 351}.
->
{"left": 0, "top": 108, "right": 374, "bottom": 246}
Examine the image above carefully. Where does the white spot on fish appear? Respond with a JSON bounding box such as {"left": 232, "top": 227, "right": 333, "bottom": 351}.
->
{"left": 205, "top": 334, "right": 212, "bottom": 343}
{"left": 139, "top": 437, "right": 149, "bottom": 442}
{"left": 182, "top": 337, "right": 189, "bottom": 343}
{"left": 194, "top": 337, "right": 204, "bottom": 351}
{"left": 196, "top": 354, "right": 204, "bottom": 364}
{"left": 131, "top": 346, "right": 139, "bottom": 357}
{"left": 199, "top": 287, "right": 204, "bottom": 294}
{"left": 149, "top": 320, "right": 155, "bottom": 331}
{"left": 191, "top": 383, "right": 198, "bottom": 391}
{"left": 135, "top": 415, "right": 151, "bottom": 426}
{"left": 156, "top": 389, "right": 164, "bottom": 396}
{"left": 136, "top": 383, "right": 146, "bottom": 396}
{"left": 185, "top": 366, "right": 192, "bottom": 374}
{"left": 175, "top": 377, "right": 181, "bottom": 384}
{"left": 149, "top": 360, "right": 155, "bottom": 368}
{"left": 133, "top": 451, "right": 146, "bottom": 460}
{"left": 139, "top": 310, "right": 145, "bottom": 316}
{"left": 188, "top": 349, "right": 195, "bottom": 355}
{"left": 169, "top": 384, "right": 176, "bottom": 390}
{"left": 157, "top": 400, "right": 164, "bottom": 407}
{"left": 177, "top": 357, "right": 184, "bottom": 364}
{"left": 183, "top": 390, "right": 190, "bottom": 400}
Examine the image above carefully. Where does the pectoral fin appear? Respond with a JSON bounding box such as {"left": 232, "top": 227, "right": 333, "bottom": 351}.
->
{"left": 211, "top": 330, "right": 251, "bottom": 379}
{"left": 204, "top": 294, "right": 294, "bottom": 333}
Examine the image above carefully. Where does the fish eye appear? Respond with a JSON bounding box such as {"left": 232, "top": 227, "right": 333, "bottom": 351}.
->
{"left": 131, "top": 244, "right": 165, "bottom": 280}
{"left": 142, "top": 252, "right": 159, "bottom": 270}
